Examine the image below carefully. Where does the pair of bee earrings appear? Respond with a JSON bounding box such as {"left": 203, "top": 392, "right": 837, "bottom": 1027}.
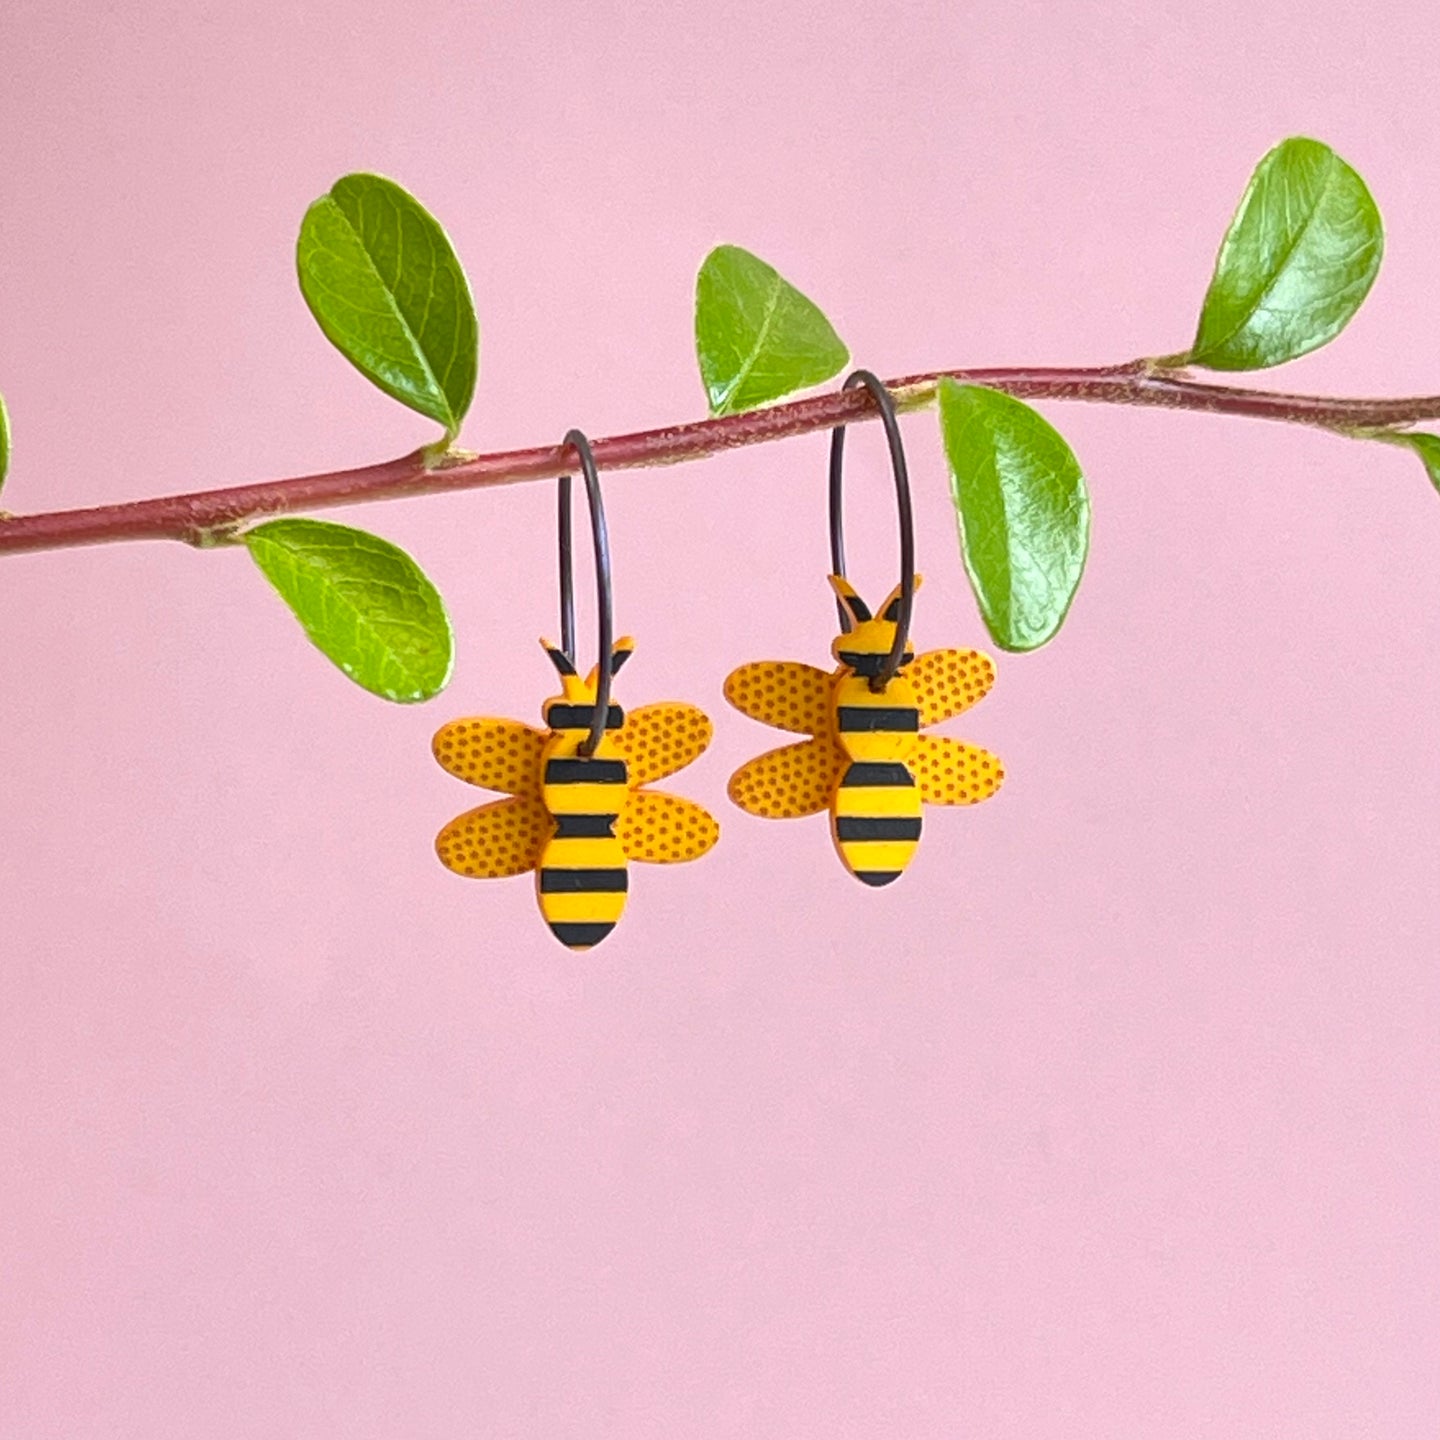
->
{"left": 431, "top": 375, "right": 1005, "bottom": 951}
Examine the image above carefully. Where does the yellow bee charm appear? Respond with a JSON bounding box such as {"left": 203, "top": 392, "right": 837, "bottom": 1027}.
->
{"left": 725, "top": 575, "right": 1003, "bottom": 886}
{"left": 433, "top": 637, "right": 718, "bottom": 950}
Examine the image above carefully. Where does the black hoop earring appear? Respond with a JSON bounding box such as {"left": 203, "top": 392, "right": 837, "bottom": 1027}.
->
{"left": 430, "top": 428, "right": 721, "bottom": 950}
{"left": 827, "top": 369, "right": 915, "bottom": 690}
{"left": 556, "top": 428, "right": 614, "bottom": 757}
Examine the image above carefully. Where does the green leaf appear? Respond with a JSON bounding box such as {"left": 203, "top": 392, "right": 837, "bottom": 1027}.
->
{"left": 937, "top": 380, "right": 1090, "bottom": 653}
{"left": 244, "top": 518, "right": 454, "bottom": 702}
{"left": 694, "top": 245, "right": 849, "bottom": 415}
{"left": 1180, "top": 137, "right": 1383, "bottom": 371}
{"left": 1372, "top": 430, "right": 1440, "bottom": 497}
{"left": 0, "top": 391, "right": 9, "bottom": 494}
{"left": 297, "top": 173, "right": 478, "bottom": 438}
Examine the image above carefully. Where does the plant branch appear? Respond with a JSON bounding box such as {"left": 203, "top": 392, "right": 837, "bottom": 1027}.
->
{"left": 2, "top": 362, "right": 1437, "bottom": 556}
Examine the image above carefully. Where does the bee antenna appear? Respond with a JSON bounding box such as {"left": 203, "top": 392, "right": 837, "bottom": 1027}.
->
{"left": 881, "top": 575, "right": 923, "bottom": 622}
{"left": 828, "top": 575, "right": 872, "bottom": 624}
{"left": 540, "top": 638, "right": 576, "bottom": 676}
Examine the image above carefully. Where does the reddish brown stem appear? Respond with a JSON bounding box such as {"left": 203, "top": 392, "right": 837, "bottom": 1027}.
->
{"left": 2, "top": 363, "right": 1436, "bottom": 556}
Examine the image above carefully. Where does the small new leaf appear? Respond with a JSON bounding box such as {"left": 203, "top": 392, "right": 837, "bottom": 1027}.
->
{"left": 0, "top": 391, "right": 9, "bottom": 495}
{"left": 244, "top": 518, "right": 454, "bottom": 702}
{"left": 695, "top": 245, "right": 849, "bottom": 415}
{"left": 297, "top": 174, "right": 478, "bottom": 439}
{"left": 1181, "top": 137, "right": 1383, "bottom": 371}
{"left": 937, "top": 380, "right": 1090, "bottom": 653}
{"left": 1372, "top": 431, "right": 1440, "bottom": 497}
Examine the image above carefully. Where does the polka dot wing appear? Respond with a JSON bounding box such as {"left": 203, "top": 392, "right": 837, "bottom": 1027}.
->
{"left": 903, "top": 647, "right": 1006, "bottom": 804}
{"left": 727, "top": 736, "right": 842, "bottom": 819}
{"left": 723, "top": 660, "right": 831, "bottom": 735}
{"left": 431, "top": 717, "right": 547, "bottom": 796}
{"left": 723, "top": 660, "right": 843, "bottom": 819}
{"left": 907, "top": 647, "right": 997, "bottom": 727}
{"left": 611, "top": 703, "right": 719, "bottom": 864}
{"left": 435, "top": 795, "right": 552, "bottom": 879}
{"left": 430, "top": 718, "right": 551, "bottom": 881}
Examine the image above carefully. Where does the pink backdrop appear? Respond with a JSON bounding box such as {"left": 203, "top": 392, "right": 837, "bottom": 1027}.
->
{"left": 2, "top": 2, "right": 1437, "bottom": 1435}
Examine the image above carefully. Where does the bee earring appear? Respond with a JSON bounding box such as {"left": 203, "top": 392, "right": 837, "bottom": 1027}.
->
{"left": 431, "top": 429, "right": 719, "bottom": 951}
{"left": 724, "top": 369, "right": 1005, "bottom": 886}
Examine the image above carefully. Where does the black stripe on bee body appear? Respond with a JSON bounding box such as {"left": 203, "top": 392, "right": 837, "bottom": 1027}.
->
{"left": 538, "top": 868, "right": 629, "bottom": 894}
{"left": 836, "top": 706, "right": 920, "bottom": 733}
{"left": 553, "top": 813, "right": 619, "bottom": 839}
{"left": 547, "top": 704, "right": 625, "bottom": 731}
{"left": 544, "top": 758, "right": 628, "bottom": 785}
{"left": 854, "top": 870, "right": 903, "bottom": 888}
{"left": 837, "top": 651, "right": 915, "bottom": 677}
{"left": 835, "top": 816, "right": 924, "bottom": 842}
{"left": 840, "top": 762, "right": 914, "bottom": 788}
{"left": 549, "top": 921, "right": 616, "bottom": 948}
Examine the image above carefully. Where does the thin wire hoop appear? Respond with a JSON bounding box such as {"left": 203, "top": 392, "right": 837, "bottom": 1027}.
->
{"left": 828, "top": 369, "right": 915, "bottom": 690}
{"left": 556, "top": 429, "right": 614, "bottom": 757}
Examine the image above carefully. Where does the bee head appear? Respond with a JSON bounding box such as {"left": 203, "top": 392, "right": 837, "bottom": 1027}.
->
{"left": 828, "top": 575, "right": 921, "bottom": 676}
{"left": 539, "top": 636, "right": 633, "bottom": 734}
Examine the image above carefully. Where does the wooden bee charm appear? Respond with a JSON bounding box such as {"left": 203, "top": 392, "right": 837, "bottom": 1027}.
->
{"left": 725, "top": 575, "right": 1003, "bottom": 886}
{"left": 432, "top": 636, "right": 718, "bottom": 950}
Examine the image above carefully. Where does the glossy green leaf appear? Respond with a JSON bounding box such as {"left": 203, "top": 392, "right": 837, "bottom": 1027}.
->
{"left": 1181, "top": 137, "right": 1382, "bottom": 371}
{"left": 0, "top": 391, "right": 9, "bottom": 494}
{"left": 937, "top": 379, "right": 1090, "bottom": 652}
{"left": 1373, "top": 431, "right": 1440, "bottom": 497}
{"left": 244, "top": 518, "right": 454, "bottom": 702}
{"left": 297, "top": 174, "right": 478, "bottom": 438}
{"left": 694, "top": 245, "right": 849, "bottom": 415}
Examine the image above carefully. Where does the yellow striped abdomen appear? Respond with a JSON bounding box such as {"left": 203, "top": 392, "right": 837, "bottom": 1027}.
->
{"left": 830, "top": 672, "right": 922, "bottom": 886}
{"left": 537, "top": 752, "right": 629, "bottom": 949}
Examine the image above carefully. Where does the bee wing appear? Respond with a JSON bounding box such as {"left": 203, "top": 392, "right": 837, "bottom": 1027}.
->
{"left": 911, "top": 734, "right": 1005, "bottom": 807}
{"left": 728, "top": 737, "right": 842, "bottom": 819}
{"left": 908, "top": 649, "right": 998, "bottom": 728}
{"left": 618, "top": 789, "right": 719, "bottom": 864}
{"left": 432, "top": 718, "right": 546, "bottom": 795}
{"left": 435, "top": 794, "right": 551, "bottom": 878}
{"left": 724, "top": 661, "right": 832, "bottom": 735}
{"left": 614, "top": 703, "right": 714, "bottom": 787}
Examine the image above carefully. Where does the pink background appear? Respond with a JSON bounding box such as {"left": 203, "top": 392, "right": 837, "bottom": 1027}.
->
{"left": 2, "top": 1, "right": 1438, "bottom": 1435}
